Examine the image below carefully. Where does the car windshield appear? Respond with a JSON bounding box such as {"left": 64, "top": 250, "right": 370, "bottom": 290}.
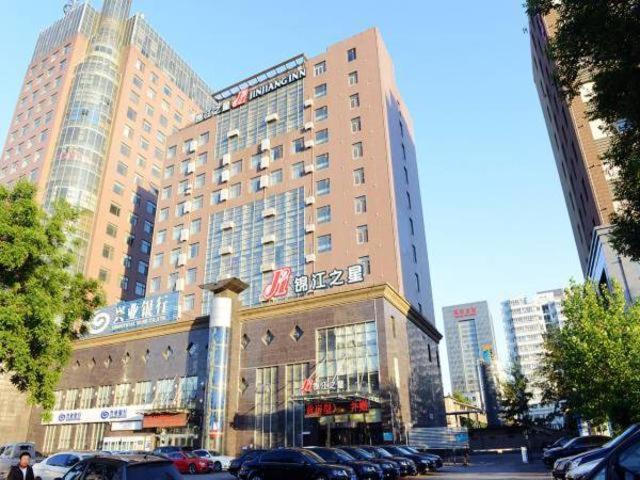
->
{"left": 300, "top": 450, "right": 325, "bottom": 464}
{"left": 184, "top": 453, "right": 196, "bottom": 458}
{"left": 603, "top": 426, "right": 638, "bottom": 449}
{"left": 384, "top": 446, "right": 405, "bottom": 455}
{"left": 335, "top": 449, "right": 356, "bottom": 461}
{"left": 404, "top": 447, "right": 420, "bottom": 454}
{"left": 208, "top": 451, "right": 220, "bottom": 456}
{"left": 342, "top": 448, "right": 370, "bottom": 460}
{"left": 373, "top": 448, "right": 394, "bottom": 458}
{"left": 193, "top": 450, "right": 206, "bottom": 457}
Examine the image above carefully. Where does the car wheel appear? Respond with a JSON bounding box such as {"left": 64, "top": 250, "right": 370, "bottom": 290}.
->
{"left": 213, "top": 461, "right": 222, "bottom": 472}
{"left": 188, "top": 463, "right": 197, "bottom": 474}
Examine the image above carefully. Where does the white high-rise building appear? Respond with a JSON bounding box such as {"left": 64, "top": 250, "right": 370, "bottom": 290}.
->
{"left": 502, "top": 289, "right": 566, "bottom": 424}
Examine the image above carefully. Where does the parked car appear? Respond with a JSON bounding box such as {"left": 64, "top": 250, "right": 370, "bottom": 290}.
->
{"left": 49, "top": 453, "right": 181, "bottom": 479}
{"left": 402, "top": 446, "right": 443, "bottom": 470}
{"left": 543, "top": 435, "right": 611, "bottom": 467}
{"left": 339, "top": 447, "right": 400, "bottom": 480}
{"left": 306, "top": 447, "right": 383, "bottom": 480}
{"left": 554, "top": 424, "right": 640, "bottom": 480}
{"left": 0, "top": 442, "right": 39, "bottom": 480}
{"left": 152, "top": 445, "right": 195, "bottom": 457}
{"left": 238, "top": 448, "right": 357, "bottom": 480}
{"left": 357, "top": 447, "right": 417, "bottom": 477}
{"left": 228, "top": 449, "right": 267, "bottom": 477}
{"left": 165, "top": 451, "right": 212, "bottom": 474}
{"left": 192, "top": 449, "right": 234, "bottom": 472}
{"left": 376, "top": 446, "right": 432, "bottom": 474}
{"left": 33, "top": 452, "right": 95, "bottom": 480}
{"left": 546, "top": 437, "right": 573, "bottom": 452}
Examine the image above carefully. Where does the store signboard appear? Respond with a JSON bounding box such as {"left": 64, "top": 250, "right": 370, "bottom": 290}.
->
{"left": 304, "top": 399, "right": 370, "bottom": 418}
{"left": 110, "top": 421, "right": 143, "bottom": 431}
{"left": 45, "top": 405, "right": 149, "bottom": 425}
{"left": 87, "top": 292, "right": 179, "bottom": 337}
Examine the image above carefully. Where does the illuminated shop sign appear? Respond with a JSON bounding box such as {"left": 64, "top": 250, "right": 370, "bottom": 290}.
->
{"left": 453, "top": 306, "right": 477, "bottom": 318}
{"left": 196, "top": 67, "right": 306, "bottom": 123}
{"left": 87, "top": 292, "right": 179, "bottom": 337}
{"left": 46, "top": 406, "right": 147, "bottom": 425}
{"left": 262, "top": 264, "right": 365, "bottom": 302}
{"left": 305, "top": 399, "right": 371, "bottom": 418}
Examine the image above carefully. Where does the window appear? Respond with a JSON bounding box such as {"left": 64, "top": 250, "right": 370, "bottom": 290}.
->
{"left": 271, "top": 144, "right": 283, "bottom": 161}
{"left": 135, "top": 282, "right": 146, "bottom": 296}
{"left": 116, "top": 161, "right": 128, "bottom": 176}
{"left": 348, "top": 71, "right": 359, "bottom": 85}
{"left": 112, "top": 182, "right": 124, "bottom": 195}
{"left": 145, "top": 103, "right": 154, "bottom": 117}
{"left": 123, "top": 124, "right": 133, "bottom": 139}
{"left": 186, "top": 268, "right": 197, "bottom": 285}
{"left": 315, "top": 153, "right": 329, "bottom": 170}
{"left": 135, "top": 58, "right": 145, "bottom": 71}
{"left": 150, "top": 277, "right": 160, "bottom": 293}
{"left": 356, "top": 225, "right": 369, "bottom": 244}
{"left": 193, "top": 195, "right": 204, "bottom": 210}
{"left": 126, "top": 107, "right": 137, "bottom": 121}
{"left": 195, "top": 173, "right": 205, "bottom": 188}
{"left": 143, "top": 220, "right": 154, "bottom": 235}
{"left": 250, "top": 176, "right": 261, "bottom": 193}
{"left": 315, "top": 129, "right": 329, "bottom": 144}
{"left": 156, "top": 229, "right": 166, "bottom": 245}
{"left": 318, "top": 234, "right": 332, "bottom": 253}
{"left": 231, "top": 159, "right": 243, "bottom": 176}
{"left": 347, "top": 47, "right": 357, "bottom": 62}
{"left": 292, "top": 138, "right": 305, "bottom": 153}
{"left": 190, "top": 218, "right": 201, "bottom": 234}
{"left": 106, "top": 223, "right": 118, "bottom": 238}
{"left": 351, "top": 117, "right": 362, "bottom": 133}
{"left": 291, "top": 162, "right": 304, "bottom": 179}
{"left": 123, "top": 255, "right": 132, "bottom": 268}
{"left": 317, "top": 205, "right": 331, "bottom": 224}
{"left": 270, "top": 169, "right": 283, "bottom": 185}
{"left": 230, "top": 182, "right": 241, "bottom": 199}
{"left": 350, "top": 93, "right": 360, "bottom": 108}
{"left": 102, "top": 244, "right": 114, "bottom": 260}
{"left": 355, "top": 195, "right": 367, "bottom": 214}
{"left": 314, "top": 83, "right": 327, "bottom": 98}
{"left": 189, "top": 243, "right": 199, "bottom": 259}
{"left": 98, "top": 269, "right": 109, "bottom": 282}
{"left": 352, "top": 142, "right": 363, "bottom": 159}
{"left": 183, "top": 294, "right": 195, "bottom": 312}
{"left": 314, "top": 61, "right": 326, "bottom": 76}
{"left": 146, "top": 201, "right": 156, "bottom": 215}
{"left": 140, "top": 240, "right": 151, "bottom": 254}
{"left": 120, "top": 143, "right": 131, "bottom": 157}
{"left": 159, "top": 208, "right": 169, "bottom": 222}
{"left": 167, "top": 145, "right": 177, "bottom": 159}
{"left": 314, "top": 106, "right": 328, "bottom": 122}
{"left": 197, "top": 152, "right": 207, "bottom": 167}
{"left": 153, "top": 252, "right": 164, "bottom": 268}
{"left": 142, "top": 120, "right": 151, "bottom": 133}
{"left": 409, "top": 218, "right": 415, "bottom": 235}
{"left": 109, "top": 203, "right": 121, "bottom": 216}
{"left": 359, "top": 255, "right": 371, "bottom": 275}
{"left": 137, "top": 261, "right": 148, "bottom": 275}
{"left": 132, "top": 75, "right": 143, "bottom": 88}
{"left": 403, "top": 166, "right": 409, "bottom": 184}
{"left": 316, "top": 178, "right": 330, "bottom": 196}
{"left": 199, "top": 131, "right": 210, "bottom": 146}
{"left": 353, "top": 168, "right": 365, "bottom": 185}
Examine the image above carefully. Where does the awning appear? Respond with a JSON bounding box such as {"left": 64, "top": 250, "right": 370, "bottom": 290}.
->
{"left": 142, "top": 412, "right": 188, "bottom": 429}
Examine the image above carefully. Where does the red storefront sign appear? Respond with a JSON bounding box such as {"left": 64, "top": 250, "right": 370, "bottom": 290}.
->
{"left": 453, "top": 306, "right": 477, "bottom": 318}
{"left": 142, "top": 412, "right": 188, "bottom": 429}
{"left": 304, "top": 399, "right": 370, "bottom": 418}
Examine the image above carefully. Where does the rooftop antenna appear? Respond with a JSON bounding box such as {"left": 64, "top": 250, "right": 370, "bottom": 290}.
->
{"left": 63, "top": 0, "right": 79, "bottom": 15}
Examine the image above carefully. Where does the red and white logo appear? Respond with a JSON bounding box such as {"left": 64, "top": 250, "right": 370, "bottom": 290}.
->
{"left": 262, "top": 267, "right": 292, "bottom": 301}
{"left": 300, "top": 373, "right": 316, "bottom": 395}
{"left": 231, "top": 88, "right": 249, "bottom": 109}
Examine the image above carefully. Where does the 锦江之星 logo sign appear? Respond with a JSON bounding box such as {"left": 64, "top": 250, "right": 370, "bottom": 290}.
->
{"left": 261, "top": 264, "right": 365, "bottom": 302}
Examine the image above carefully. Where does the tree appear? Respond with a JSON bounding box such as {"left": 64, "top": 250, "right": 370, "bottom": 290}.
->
{"left": 500, "top": 362, "right": 533, "bottom": 427}
{"left": 452, "top": 391, "right": 473, "bottom": 405}
{"left": 526, "top": 1, "right": 640, "bottom": 261}
{"left": 539, "top": 281, "right": 640, "bottom": 430}
{"left": 0, "top": 181, "right": 104, "bottom": 414}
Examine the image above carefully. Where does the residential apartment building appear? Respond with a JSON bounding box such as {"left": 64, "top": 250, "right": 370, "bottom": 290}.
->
{"left": 502, "top": 289, "right": 566, "bottom": 424}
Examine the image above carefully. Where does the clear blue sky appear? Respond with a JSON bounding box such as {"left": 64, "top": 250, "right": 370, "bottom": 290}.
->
{"left": 0, "top": 1, "right": 583, "bottom": 393}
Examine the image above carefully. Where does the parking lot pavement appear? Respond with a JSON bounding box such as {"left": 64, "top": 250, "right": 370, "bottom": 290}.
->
{"left": 183, "top": 472, "right": 234, "bottom": 480}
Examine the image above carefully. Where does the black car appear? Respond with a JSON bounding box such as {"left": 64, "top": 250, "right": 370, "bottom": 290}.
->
{"left": 51, "top": 454, "right": 181, "bottom": 480}
{"left": 377, "top": 445, "right": 432, "bottom": 474}
{"left": 552, "top": 425, "right": 640, "bottom": 479}
{"left": 358, "top": 446, "right": 417, "bottom": 477}
{"left": 543, "top": 435, "right": 611, "bottom": 467}
{"left": 403, "top": 446, "right": 443, "bottom": 470}
{"left": 238, "top": 448, "right": 356, "bottom": 480}
{"left": 306, "top": 447, "right": 383, "bottom": 480}
{"left": 340, "top": 447, "right": 401, "bottom": 480}
{"left": 228, "top": 449, "right": 267, "bottom": 477}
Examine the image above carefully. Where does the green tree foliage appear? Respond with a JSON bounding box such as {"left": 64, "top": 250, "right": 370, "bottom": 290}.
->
{"left": 452, "top": 391, "right": 473, "bottom": 405}
{"left": 539, "top": 281, "right": 640, "bottom": 430}
{"left": 526, "top": 0, "right": 640, "bottom": 260}
{"left": 501, "top": 362, "right": 533, "bottom": 427}
{"left": 0, "top": 181, "right": 104, "bottom": 414}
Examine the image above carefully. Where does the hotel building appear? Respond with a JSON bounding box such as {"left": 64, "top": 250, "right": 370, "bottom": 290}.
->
{"left": 23, "top": 27, "right": 446, "bottom": 454}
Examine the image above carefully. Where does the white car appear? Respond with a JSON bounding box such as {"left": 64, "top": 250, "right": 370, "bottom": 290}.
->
{"left": 192, "top": 449, "right": 234, "bottom": 472}
{"left": 33, "top": 452, "right": 94, "bottom": 480}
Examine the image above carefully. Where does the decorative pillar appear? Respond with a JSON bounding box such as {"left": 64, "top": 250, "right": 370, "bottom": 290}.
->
{"left": 200, "top": 278, "right": 247, "bottom": 453}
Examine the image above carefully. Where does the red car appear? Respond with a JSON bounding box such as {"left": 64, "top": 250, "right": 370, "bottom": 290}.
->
{"left": 166, "top": 451, "right": 212, "bottom": 474}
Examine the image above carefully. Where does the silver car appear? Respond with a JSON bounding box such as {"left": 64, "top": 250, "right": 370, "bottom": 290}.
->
{"left": 32, "top": 452, "right": 94, "bottom": 480}
{"left": 191, "top": 449, "right": 234, "bottom": 472}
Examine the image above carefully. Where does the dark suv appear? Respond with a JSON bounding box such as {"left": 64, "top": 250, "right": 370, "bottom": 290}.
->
{"left": 51, "top": 454, "right": 180, "bottom": 480}
{"left": 306, "top": 447, "right": 383, "bottom": 480}
{"left": 340, "top": 447, "right": 401, "bottom": 480}
{"left": 377, "top": 445, "right": 433, "bottom": 473}
{"left": 357, "top": 447, "right": 417, "bottom": 477}
{"left": 239, "top": 448, "right": 357, "bottom": 480}
{"left": 228, "top": 449, "right": 267, "bottom": 477}
{"left": 543, "top": 435, "right": 611, "bottom": 467}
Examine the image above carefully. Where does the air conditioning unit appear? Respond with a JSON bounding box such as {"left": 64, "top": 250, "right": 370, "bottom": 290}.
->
{"left": 304, "top": 164, "right": 315, "bottom": 174}
{"left": 303, "top": 121, "right": 314, "bottom": 131}
{"left": 221, "top": 153, "right": 231, "bottom": 166}
{"left": 221, "top": 101, "right": 231, "bottom": 112}
{"left": 177, "top": 253, "right": 187, "bottom": 267}
{"left": 259, "top": 175, "right": 270, "bottom": 189}
{"left": 184, "top": 185, "right": 192, "bottom": 196}
{"left": 259, "top": 156, "right": 270, "bottom": 170}
{"left": 305, "top": 223, "right": 316, "bottom": 233}
{"left": 227, "top": 128, "right": 239, "bottom": 139}
{"left": 219, "top": 245, "right": 233, "bottom": 255}
{"left": 183, "top": 200, "right": 192, "bottom": 213}
{"left": 186, "top": 162, "right": 195, "bottom": 174}
{"left": 262, "top": 207, "right": 276, "bottom": 218}
{"left": 305, "top": 253, "right": 316, "bottom": 263}
{"left": 260, "top": 138, "right": 271, "bottom": 152}
{"left": 303, "top": 98, "right": 314, "bottom": 108}
{"left": 220, "top": 170, "right": 230, "bottom": 183}
{"left": 265, "top": 113, "right": 279, "bottom": 123}
{"left": 261, "top": 234, "right": 276, "bottom": 244}
{"left": 305, "top": 196, "right": 316, "bottom": 206}
{"left": 304, "top": 139, "right": 315, "bottom": 149}
{"left": 221, "top": 220, "right": 235, "bottom": 230}
{"left": 219, "top": 188, "right": 229, "bottom": 201}
{"left": 179, "top": 229, "right": 189, "bottom": 242}
{"left": 175, "top": 278, "right": 185, "bottom": 291}
{"left": 261, "top": 262, "right": 275, "bottom": 273}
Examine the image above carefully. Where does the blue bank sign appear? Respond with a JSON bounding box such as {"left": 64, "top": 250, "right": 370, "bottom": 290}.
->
{"left": 87, "top": 292, "right": 180, "bottom": 337}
